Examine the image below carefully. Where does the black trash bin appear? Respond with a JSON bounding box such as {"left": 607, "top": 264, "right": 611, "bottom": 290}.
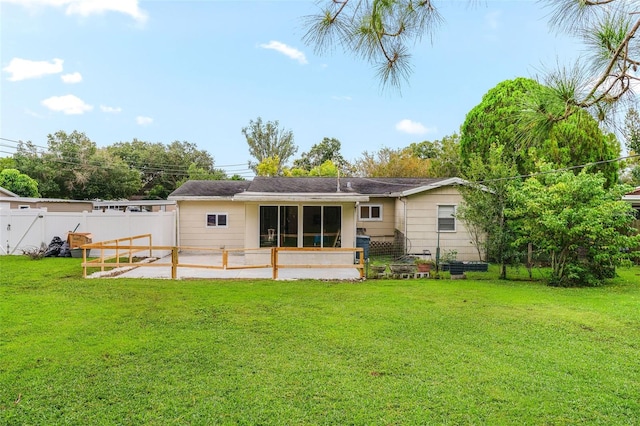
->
{"left": 449, "top": 261, "right": 464, "bottom": 276}
{"left": 356, "top": 235, "right": 370, "bottom": 262}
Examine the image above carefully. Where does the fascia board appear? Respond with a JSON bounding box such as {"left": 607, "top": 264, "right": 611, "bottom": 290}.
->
{"left": 5, "top": 197, "right": 91, "bottom": 204}
{"left": 167, "top": 196, "right": 235, "bottom": 201}
{"left": 233, "top": 192, "right": 369, "bottom": 202}
{"left": 399, "top": 177, "right": 468, "bottom": 197}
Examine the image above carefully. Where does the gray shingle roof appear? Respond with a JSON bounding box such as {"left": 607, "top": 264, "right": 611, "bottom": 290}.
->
{"left": 169, "top": 180, "right": 251, "bottom": 197}
{"left": 169, "top": 177, "right": 452, "bottom": 198}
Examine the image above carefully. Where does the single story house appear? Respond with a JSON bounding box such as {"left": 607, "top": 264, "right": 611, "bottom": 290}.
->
{"left": 168, "top": 177, "right": 482, "bottom": 263}
{"left": 0, "top": 186, "right": 93, "bottom": 212}
{"left": 93, "top": 199, "right": 176, "bottom": 213}
{"left": 623, "top": 187, "right": 640, "bottom": 230}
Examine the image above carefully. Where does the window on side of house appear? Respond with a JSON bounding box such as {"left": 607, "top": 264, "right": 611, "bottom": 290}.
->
{"left": 206, "top": 212, "right": 228, "bottom": 228}
{"left": 437, "top": 205, "right": 456, "bottom": 232}
{"left": 358, "top": 204, "right": 382, "bottom": 221}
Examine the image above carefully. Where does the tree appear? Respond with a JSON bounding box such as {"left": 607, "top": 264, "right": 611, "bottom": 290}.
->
{"left": 0, "top": 168, "right": 39, "bottom": 197}
{"left": 461, "top": 78, "right": 620, "bottom": 186}
{"left": 14, "top": 131, "right": 142, "bottom": 199}
{"left": 408, "top": 133, "right": 462, "bottom": 177}
{"left": 242, "top": 117, "right": 298, "bottom": 174}
{"left": 355, "top": 147, "right": 430, "bottom": 177}
{"left": 176, "top": 163, "right": 227, "bottom": 187}
{"left": 456, "top": 144, "right": 522, "bottom": 279}
{"left": 623, "top": 108, "right": 640, "bottom": 155}
{"left": 304, "top": 0, "right": 640, "bottom": 121}
{"left": 508, "top": 167, "right": 640, "bottom": 287}
{"left": 304, "top": 0, "right": 443, "bottom": 88}
{"left": 256, "top": 156, "right": 280, "bottom": 177}
{"left": 79, "top": 150, "right": 142, "bottom": 200}
{"left": 309, "top": 160, "right": 339, "bottom": 177}
{"left": 15, "top": 130, "right": 91, "bottom": 198}
{"left": 621, "top": 108, "right": 640, "bottom": 185}
{"left": 538, "top": 0, "right": 639, "bottom": 125}
{"left": 292, "top": 137, "right": 353, "bottom": 175}
{"left": 0, "top": 157, "right": 16, "bottom": 170}
{"left": 108, "top": 139, "right": 218, "bottom": 198}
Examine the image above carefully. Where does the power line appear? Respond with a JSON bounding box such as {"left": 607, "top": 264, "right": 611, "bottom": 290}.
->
{"left": 0, "top": 136, "right": 251, "bottom": 170}
{"left": 476, "top": 154, "right": 640, "bottom": 185}
{"left": 3, "top": 137, "right": 638, "bottom": 184}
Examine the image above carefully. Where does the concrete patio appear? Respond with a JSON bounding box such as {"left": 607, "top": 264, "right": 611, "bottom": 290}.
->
{"left": 87, "top": 253, "right": 363, "bottom": 281}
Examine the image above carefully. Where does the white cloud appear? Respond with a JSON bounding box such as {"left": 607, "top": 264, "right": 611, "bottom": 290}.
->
{"left": 41, "top": 94, "right": 93, "bottom": 114}
{"left": 3, "top": 0, "right": 148, "bottom": 23}
{"left": 61, "top": 72, "right": 82, "bottom": 83}
{"left": 3, "top": 58, "right": 63, "bottom": 81}
{"left": 259, "top": 41, "right": 308, "bottom": 65}
{"left": 100, "top": 105, "right": 122, "bottom": 113}
{"left": 395, "top": 119, "right": 436, "bottom": 135}
{"left": 136, "top": 116, "right": 153, "bottom": 126}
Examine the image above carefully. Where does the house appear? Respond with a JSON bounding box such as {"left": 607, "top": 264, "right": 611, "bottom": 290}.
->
{"left": 0, "top": 186, "right": 93, "bottom": 212}
{"left": 168, "top": 177, "right": 481, "bottom": 263}
{"left": 623, "top": 187, "right": 640, "bottom": 230}
{"left": 93, "top": 199, "right": 176, "bottom": 213}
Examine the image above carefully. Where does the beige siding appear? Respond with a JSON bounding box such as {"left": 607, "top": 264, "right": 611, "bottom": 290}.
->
{"left": 356, "top": 197, "right": 396, "bottom": 238}
{"left": 404, "top": 186, "right": 481, "bottom": 261}
{"left": 179, "top": 200, "right": 357, "bottom": 250}
{"left": 177, "top": 200, "right": 245, "bottom": 249}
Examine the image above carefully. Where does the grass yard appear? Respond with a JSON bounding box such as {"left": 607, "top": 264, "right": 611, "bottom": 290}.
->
{"left": 1, "top": 256, "right": 639, "bottom": 425}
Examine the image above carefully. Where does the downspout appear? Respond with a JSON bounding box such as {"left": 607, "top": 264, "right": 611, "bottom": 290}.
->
{"left": 400, "top": 197, "right": 408, "bottom": 255}
{"left": 354, "top": 201, "right": 359, "bottom": 247}
{"left": 174, "top": 203, "right": 180, "bottom": 250}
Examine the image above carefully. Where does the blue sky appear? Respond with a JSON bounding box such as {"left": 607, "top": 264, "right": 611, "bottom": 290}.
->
{"left": 1, "top": 0, "right": 581, "bottom": 178}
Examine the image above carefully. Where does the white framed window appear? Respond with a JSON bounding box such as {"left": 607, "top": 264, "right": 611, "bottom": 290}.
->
{"left": 206, "top": 212, "right": 228, "bottom": 228}
{"left": 437, "top": 205, "right": 456, "bottom": 232}
{"left": 359, "top": 204, "right": 382, "bottom": 221}
{"left": 19, "top": 205, "right": 30, "bottom": 209}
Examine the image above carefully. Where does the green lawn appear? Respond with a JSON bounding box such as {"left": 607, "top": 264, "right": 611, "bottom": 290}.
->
{"left": 1, "top": 256, "right": 639, "bottom": 425}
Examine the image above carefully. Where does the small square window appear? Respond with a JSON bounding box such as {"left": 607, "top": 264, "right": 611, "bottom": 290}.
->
{"left": 206, "top": 213, "right": 228, "bottom": 228}
{"left": 359, "top": 204, "right": 382, "bottom": 221}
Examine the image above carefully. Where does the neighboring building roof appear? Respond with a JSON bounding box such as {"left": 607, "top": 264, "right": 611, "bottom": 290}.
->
{"left": 169, "top": 180, "right": 252, "bottom": 199}
{"left": 168, "top": 177, "right": 465, "bottom": 200}
{"left": 0, "top": 186, "right": 20, "bottom": 198}
{"left": 0, "top": 196, "right": 92, "bottom": 204}
{"left": 93, "top": 200, "right": 176, "bottom": 208}
{"left": 623, "top": 187, "right": 640, "bottom": 204}
{"left": 626, "top": 187, "right": 640, "bottom": 197}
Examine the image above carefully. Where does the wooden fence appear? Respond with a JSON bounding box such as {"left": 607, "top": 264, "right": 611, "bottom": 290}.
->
{"left": 81, "top": 234, "right": 365, "bottom": 279}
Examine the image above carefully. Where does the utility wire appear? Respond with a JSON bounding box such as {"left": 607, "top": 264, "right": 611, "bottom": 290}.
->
{"left": 0, "top": 140, "right": 255, "bottom": 179}
{"left": 3, "top": 137, "right": 638, "bottom": 184}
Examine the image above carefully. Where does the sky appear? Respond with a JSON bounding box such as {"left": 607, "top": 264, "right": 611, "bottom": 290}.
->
{"left": 0, "top": 0, "right": 583, "bottom": 179}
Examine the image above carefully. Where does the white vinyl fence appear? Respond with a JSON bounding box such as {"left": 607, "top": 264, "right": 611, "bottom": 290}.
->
{"left": 0, "top": 209, "right": 175, "bottom": 256}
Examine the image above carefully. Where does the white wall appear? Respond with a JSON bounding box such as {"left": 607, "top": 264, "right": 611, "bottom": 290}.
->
{"left": 0, "top": 209, "right": 175, "bottom": 255}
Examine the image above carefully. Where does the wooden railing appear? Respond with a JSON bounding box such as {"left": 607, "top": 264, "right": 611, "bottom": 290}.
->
{"left": 80, "top": 235, "right": 365, "bottom": 279}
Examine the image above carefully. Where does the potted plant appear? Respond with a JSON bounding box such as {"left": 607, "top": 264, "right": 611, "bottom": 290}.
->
{"left": 415, "top": 258, "right": 434, "bottom": 273}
